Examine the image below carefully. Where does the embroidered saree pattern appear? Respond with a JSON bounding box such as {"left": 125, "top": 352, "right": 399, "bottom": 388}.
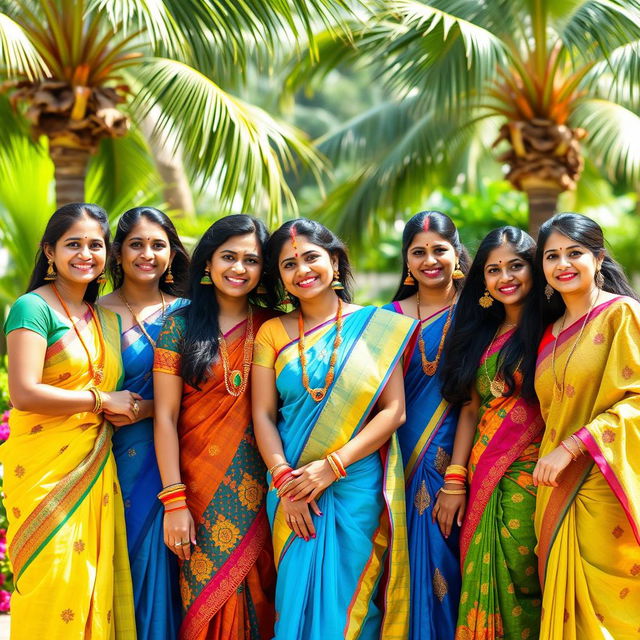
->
{"left": 535, "top": 297, "right": 640, "bottom": 639}
{"left": 110, "top": 299, "right": 186, "bottom": 639}
{"left": 255, "top": 306, "right": 417, "bottom": 640}
{"left": 456, "top": 329, "right": 543, "bottom": 640}
{"left": 2, "top": 301, "right": 135, "bottom": 639}
{"left": 154, "top": 308, "right": 276, "bottom": 640}
{"left": 384, "top": 302, "right": 461, "bottom": 640}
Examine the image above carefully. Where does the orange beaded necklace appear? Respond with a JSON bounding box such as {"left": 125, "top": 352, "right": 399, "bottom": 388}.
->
{"left": 51, "top": 283, "right": 105, "bottom": 385}
{"left": 298, "top": 298, "right": 343, "bottom": 402}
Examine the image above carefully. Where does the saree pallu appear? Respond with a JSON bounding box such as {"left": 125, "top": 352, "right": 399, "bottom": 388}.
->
{"left": 154, "top": 308, "right": 276, "bottom": 640}
{"left": 535, "top": 297, "right": 640, "bottom": 639}
{"left": 384, "top": 302, "right": 460, "bottom": 640}
{"left": 257, "top": 306, "right": 416, "bottom": 640}
{"left": 456, "top": 329, "right": 543, "bottom": 640}
{"left": 1, "top": 306, "right": 135, "bottom": 639}
{"left": 111, "top": 300, "right": 186, "bottom": 640}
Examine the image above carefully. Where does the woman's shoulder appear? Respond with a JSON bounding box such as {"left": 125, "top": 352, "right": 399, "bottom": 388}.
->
{"left": 600, "top": 294, "right": 640, "bottom": 321}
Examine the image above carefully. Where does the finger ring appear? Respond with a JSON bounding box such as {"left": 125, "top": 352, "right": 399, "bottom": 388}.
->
{"left": 174, "top": 540, "right": 189, "bottom": 547}
{"left": 132, "top": 400, "right": 139, "bottom": 417}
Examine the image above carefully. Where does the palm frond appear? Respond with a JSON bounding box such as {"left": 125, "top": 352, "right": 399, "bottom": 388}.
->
{"left": 0, "top": 10, "right": 49, "bottom": 79}
{"left": 131, "top": 58, "right": 325, "bottom": 226}
{"left": 572, "top": 98, "right": 640, "bottom": 185}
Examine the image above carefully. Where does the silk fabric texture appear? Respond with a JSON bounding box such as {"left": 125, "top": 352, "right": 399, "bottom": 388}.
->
{"left": 535, "top": 297, "right": 640, "bottom": 639}
{"left": 253, "top": 305, "right": 417, "bottom": 640}
{"left": 2, "top": 296, "right": 135, "bottom": 638}
{"left": 154, "top": 307, "right": 276, "bottom": 640}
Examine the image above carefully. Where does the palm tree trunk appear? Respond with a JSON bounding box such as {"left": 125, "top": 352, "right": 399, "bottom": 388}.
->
{"left": 50, "top": 146, "right": 91, "bottom": 206}
{"left": 525, "top": 183, "right": 561, "bottom": 237}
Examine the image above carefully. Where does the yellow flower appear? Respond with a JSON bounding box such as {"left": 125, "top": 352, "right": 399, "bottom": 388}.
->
{"left": 237, "top": 473, "right": 265, "bottom": 512}
{"left": 189, "top": 547, "right": 214, "bottom": 583}
{"left": 210, "top": 514, "right": 241, "bottom": 553}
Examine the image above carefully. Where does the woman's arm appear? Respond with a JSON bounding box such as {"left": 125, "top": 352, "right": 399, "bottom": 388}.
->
{"left": 7, "top": 329, "right": 140, "bottom": 418}
{"left": 285, "top": 362, "right": 407, "bottom": 503}
{"left": 432, "top": 388, "right": 480, "bottom": 538}
{"left": 153, "top": 370, "right": 195, "bottom": 560}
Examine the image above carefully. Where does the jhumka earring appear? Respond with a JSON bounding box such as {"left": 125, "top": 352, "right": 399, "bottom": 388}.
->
{"left": 452, "top": 262, "right": 464, "bottom": 280}
{"left": 164, "top": 263, "right": 174, "bottom": 284}
{"left": 331, "top": 270, "right": 345, "bottom": 290}
{"left": 479, "top": 290, "right": 493, "bottom": 308}
{"left": 544, "top": 284, "right": 555, "bottom": 301}
{"left": 97, "top": 271, "right": 107, "bottom": 284}
{"left": 595, "top": 268, "right": 604, "bottom": 288}
{"left": 44, "top": 258, "right": 57, "bottom": 281}
{"left": 403, "top": 268, "right": 416, "bottom": 286}
{"left": 200, "top": 268, "right": 213, "bottom": 285}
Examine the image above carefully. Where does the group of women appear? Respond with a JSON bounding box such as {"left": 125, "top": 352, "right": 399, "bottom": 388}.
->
{"left": 1, "top": 202, "right": 638, "bottom": 640}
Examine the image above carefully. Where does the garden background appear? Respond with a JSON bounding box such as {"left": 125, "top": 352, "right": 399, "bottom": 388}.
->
{"left": 0, "top": 0, "right": 639, "bottom": 613}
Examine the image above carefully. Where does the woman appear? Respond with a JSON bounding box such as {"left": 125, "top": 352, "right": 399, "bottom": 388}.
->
{"left": 153, "top": 214, "right": 276, "bottom": 640}
{"left": 437, "top": 226, "right": 544, "bottom": 640}
{"left": 383, "top": 210, "right": 468, "bottom": 640}
{"left": 252, "top": 218, "right": 417, "bottom": 640}
{"left": 1, "top": 203, "right": 139, "bottom": 638}
{"left": 532, "top": 213, "right": 640, "bottom": 639}
{"left": 99, "top": 207, "right": 190, "bottom": 639}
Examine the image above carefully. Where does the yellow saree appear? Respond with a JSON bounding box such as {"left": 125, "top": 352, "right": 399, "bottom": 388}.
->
{"left": 534, "top": 296, "right": 640, "bottom": 639}
{"left": 1, "top": 298, "right": 135, "bottom": 639}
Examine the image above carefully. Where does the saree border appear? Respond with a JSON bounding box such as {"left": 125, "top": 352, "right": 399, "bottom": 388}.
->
{"left": 536, "top": 456, "right": 592, "bottom": 586}
{"left": 10, "top": 420, "right": 112, "bottom": 586}
{"left": 180, "top": 509, "right": 270, "bottom": 640}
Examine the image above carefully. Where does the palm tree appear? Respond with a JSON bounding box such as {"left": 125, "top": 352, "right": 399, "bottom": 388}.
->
{"left": 0, "top": 0, "right": 355, "bottom": 221}
{"left": 288, "top": 0, "right": 640, "bottom": 236}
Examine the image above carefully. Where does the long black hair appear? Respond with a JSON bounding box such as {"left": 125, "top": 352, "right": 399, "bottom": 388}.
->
{"left": 178, "top": 214, "right": 269, "bottom": 389}
{"left": 264, "top": 218, "right": 354, "bottom": 307}
{"left": 441, "top": 226, "right": 540, "bottom": 403}
{"left": 536, "top": 213, "right": 639, "bottom": 325}
{"left": 109, "top": 206, "right": 190, "bottom": 297}
{"left": 27, "top": 202, "right": 110, "bottom": 303}
{"left": 393, "top": 210, "right": 470, "bottom": 301}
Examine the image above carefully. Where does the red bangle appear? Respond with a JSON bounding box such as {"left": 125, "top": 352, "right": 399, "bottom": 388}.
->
{"left": 273, "top": 472, "right": 295, "bottom": 490}
{"left": 444, "top": 473, "right": 466, "bottom": 482}
{"left": 560, "top": 440, "right": 578, "bottom": 461}
{"left": 165, "top": 504, "right": 188, "bottom": 513}
{"left": 329, "top": 452, "right": 347, "bottom": 477}
{"left": 159, "top": 490, "right": 187, "bottom": 505}
{"left": 272, "top": 468, "right": 293, "bottom": 485}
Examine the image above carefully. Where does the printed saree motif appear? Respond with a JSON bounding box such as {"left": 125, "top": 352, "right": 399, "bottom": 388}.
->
{"left": 384, "top": 302, "right": 461, "bottom": 640}
{"left": 456, "top": 329, "right": 543, "bottom": 640}
{"left": 535, "top": 297, "right": 640, "bottom": 639}
{"left": 154, "top": 307, "right": 276, "bottom": 640}
{"left": 257, "top": 306, "right": 417, "bottom": 640}
{"left": 111, "top": 299, "right": 186, "bottom": 639}
{"left": 2, "top": 303, "right": 135, "bottom": 639}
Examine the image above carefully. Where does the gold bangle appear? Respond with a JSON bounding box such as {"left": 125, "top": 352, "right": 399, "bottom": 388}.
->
{"left": 89, "top": 387, "right": 103, "bottom": 413}
{"left": 570, "top": 434, "right": 586, "bottom": 455}
{"left": 276, "top": 478, "right": 296, "bottom": 498}
{"left": 326, "top": 455, "right": 341, "bottom": 480}
{"left": 439, "top": 487, "right": 467, "bottom": 495}
{"left": 269, "top": 462, "right": 290, "bottom": 476}
{"left": 445, "top": 464, "right": 467, "bottom": 477}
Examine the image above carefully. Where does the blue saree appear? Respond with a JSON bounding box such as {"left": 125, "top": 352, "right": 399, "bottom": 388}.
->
{"left": 254, "top": 306, "right": 417, "bottom": 640}
{"left": 111, "top": 299, "right": 187, "bottom": 639}
{"left": 384, "top": 302, "right": 461, "bottom": 640}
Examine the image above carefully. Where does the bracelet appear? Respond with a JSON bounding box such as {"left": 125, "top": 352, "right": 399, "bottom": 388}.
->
{"left": 326, "top": 455, "right": 342, "bottom": 480}
{"left": 276, "top": 478, "right": 297, "bottom": 498}
{"left": 89, "top": 387, "right": 103, "bottom": 414}
{"left": 329, "top": 452, "right": 347, "bottom": 477}
{"left": 165, "top": 504, "right": 188, "bottom": 513}
{"left": 273, "top": 472, "right": 294, "bottom": 490}
{"left": 560, "top": 440, "right": 578, "bottom": 462}
{"left": 439, "top": 487, "right": 467, "bottom": 495}
{"left": 445, "top": 464, "right": 467, "bottom": 477}
{"left": 162, "top": 496, "right": 187, "bottom": 506}
{"left": 272, "top": 468, "right": 293, "bottom": 487}
{"left": 443, "top": 479, "right": 466, "bottom": 486}
{"left": 444, "top": 473, "right": 466, "bottom": 484}
{"left": 269, "top": 462, "right": 290, "bottom": 476}
{"left": 570, "top": 434, "right": 586, "bottom": 455}
{"left": 158, "top": 482, "right": 186, "bottom": 496}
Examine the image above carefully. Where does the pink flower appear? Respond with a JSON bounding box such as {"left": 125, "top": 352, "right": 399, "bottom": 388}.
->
{"left": 1, "top": 411, "right": 9, "bottom": 421}
{"left": 0, "top": 590, "right": 11, "bottom": 612}
{"left": 0, "top": 423, "right": 9, "bottom": 442}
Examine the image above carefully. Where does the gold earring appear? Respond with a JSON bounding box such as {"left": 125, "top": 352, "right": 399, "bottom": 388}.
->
{"left": 595, "top": 268, "right": 604, "bottom": 288}
{"left": 403, "top": 268, "right": 416, "bottom": 286}
{"left": 164, "top": 263, "right": 174, "bottom": 284}
{"left": 331, "top": 270, "right": 345, "bottom": 291}
{"left": 44, "top": 258, "right": 57, "bottom": 281}
{"left": 479, "top": 290, "right": 493, "bottom": 308}
{"left": 544, "top": 284, "right": 555, "bottom": 300}
{"left": 452, "top": 262, "right": 464, "bottom": 280}
{"left": 200, "top": 268, "right": 213, "bottom": 285}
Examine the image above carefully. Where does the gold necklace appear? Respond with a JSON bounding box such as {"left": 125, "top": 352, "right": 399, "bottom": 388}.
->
{"left": 482, "top": 326, "right": 514, "bottom": 398}
{"left": 551, "top": 292, "right": 599, "bottom": 399}
{"left": 51, "top": 283, "right": 105, "bottom": 385}
{"left": 118, "top": 289, "right": 166, "bottom": 348}
{"left": 298, "top": 298, "right": 343, "bottom": 402}
{"left": 218, "top": 308, "right": 254, "bottom": 397}
{"left": 416, "top": 290, "right": 455, "bottom": 376}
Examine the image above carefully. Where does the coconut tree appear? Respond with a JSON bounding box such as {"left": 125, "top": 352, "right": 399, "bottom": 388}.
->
{"left": 0, "top": 0, "right": 356, "bottom": 221}
{"left": 288, "top": 0, "right": 640, "bottom": 235}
